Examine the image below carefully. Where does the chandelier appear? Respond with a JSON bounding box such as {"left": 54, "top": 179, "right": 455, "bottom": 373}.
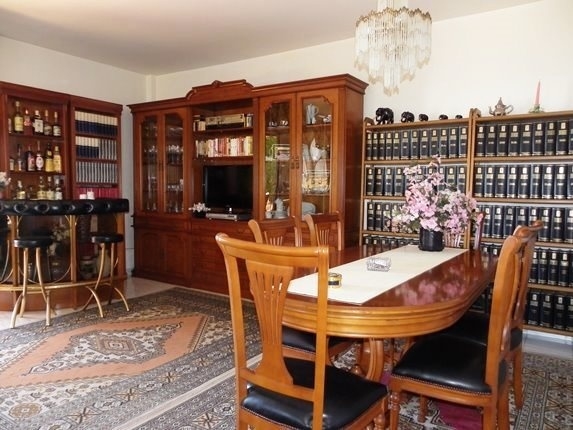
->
{"left": 355, "top": 0, "right": 432, "bottom": 94}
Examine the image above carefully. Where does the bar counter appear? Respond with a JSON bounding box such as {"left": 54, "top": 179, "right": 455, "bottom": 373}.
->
{"left": 0, "top": 198, "right": 129, "bottom": 311}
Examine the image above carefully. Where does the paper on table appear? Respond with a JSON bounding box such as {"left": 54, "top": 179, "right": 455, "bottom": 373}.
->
{"left": 288, "top": 245, "right": 467, "bottom": 304}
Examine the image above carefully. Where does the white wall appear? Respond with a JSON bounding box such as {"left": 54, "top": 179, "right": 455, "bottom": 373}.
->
{"left": 0, "top": 37, "right": 147, "bottom": 270}
{"left": 155, "top": 0, "right": 573, "bottom": 120}
{"left": 1, "top": 0, "right": 572, "bottom": 273}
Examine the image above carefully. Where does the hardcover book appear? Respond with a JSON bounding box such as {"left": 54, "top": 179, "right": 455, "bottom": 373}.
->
{"left": 544, "top": 120, "right": 557, "bottom": 155}
{"left": 365, "top": 130, "right": 373, "bottom": 160}
{"left": 483, "top": 165, "right": 495, "bottom": 198}
{"left": 530, "top": 164, "right": 541, "bottom": 199}
{"left": 366, "top": 201, "right": 375, "bottom": 230}
{"left": 539, "top": 207, "right": 552, "bottom": 242}
{"left": 516, "top": 206, "right": 529, "bottom": 228}
{"left": 547, "top": 250, "right": 559, "bottom": 286}
{"left": 506, "top": 165, "right": 518, "bottom": 198}
{"left": 553, "top": 164, "right": 566, "bottom": 199}
{"left": 508, "top": 124, "right": 520, "bottom": 156}
{"left": 365, "top": 166, "right": 374, "bottom": 195}
{"left": 526, "top": 290, "right": 541, "bottom": 326}
{"left": 448, "top": 127, "right": 459, "bottom": 158}
{"left": 459, "top": 126, "right": 468, "bottom": 157}
{"left": 485, "top": 124, "right": 497, "bottom": 156}
{"left": 374, "top": 167, "right": 384, "bottom": 195}
{"left": 445, "top": 165, "right": 457, "bottom": 190}
{"left": 494, "top": 164, "right": 507, "bottom": 198}
{"left": 372, "top": 131, "right": 381, "bottom": 160}
{"left": 565, "top": 295, "right": 573, "bottom": 332}
{"left": 438, "top": 128, "right": 449, "bottom": 157}
{"left": 394, "top": 167, "right": 405, "bottom": 196}
{"left": 551, "top": 207, "right": 564, "bottom": 242}
{"left": 374, "top": 202, "right": 383, "bottom": 231}
{"left": 553, "top": 294, "right": 567, "bottom": 330}
{"left": 558, "top": 250, "right": 570, "bottom": 287}
{"left": 519, "top": 123, "right": 533, "bottom": 156}
{"left": 530, "top": 249, "right": 539, "bottom": 283}
{"left": 400, "top": 130, "right": 411, "bottom": 160}
{"left": 565, "top": 208, "right": 573, "bottom": 244}
{"left": 540, "top": 164, "right": 554, "bottom": 199}
{"left": 392, "top": 131, "right": 401, "bottom": 160}
{"left": 556, "top": 119, "right": 568, "bottom": 155}
{"left": 503, "top": 206, "right": 515, "bottom": 237}
{"left": 537, "top": 249, "right": 548, "bottom": 284}
{"left": 482, "top": 205, "right": 493, "bottom": 238}
{"left": 430, "top": 129, "right": 440, "bottom": 156}
{"left": 383, "top": 166, "right": 394, "bottom": 196}
{"left": 492, "top": 206, "right": 504, "bottom": 239}
{"left": 410, "top": 130, "right": 420, "bottom": 160}
{"left": 532, "top": 121, "right": 545, "bottom": 155}
{"left": 517, "top": 164, "right": 531, "bottom": 198}
{"left": 473, "top": 165, "right": 484, "bottom": 197}
{"left": 539, "top": 293, "right": 554, "bottom": 328}
{"left": 419, "top": 129, "right": 429, "bottom": 159}
{"left": 457, "top": 165, "right": 467, "bottom": 191}
{"left": 497, "top": 123, "right": 509, "bottom": 156}
{"left": 475, "top": 124, "right": 486, "bottom": 156}
{"left": 385, "top": 131, "right": 393, "bottom": 160}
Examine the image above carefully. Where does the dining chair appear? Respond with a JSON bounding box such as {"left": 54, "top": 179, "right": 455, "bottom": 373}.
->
{"left": 248, "top": 216, "right": 355, "bottom": 363}
{"left": 216, "top": 233, "right": 388, "bottom": 430}
{"left": 443, "top": 211, "right": 485, "bottom": 249}
{"left": 303, "top": 211, "right": 344, "bottom": 251}
{"left": 389, "top": 229, "right": 531, "bottom": 430}
{"left": 439, "top": 220, "right": 542, "bottom": 409}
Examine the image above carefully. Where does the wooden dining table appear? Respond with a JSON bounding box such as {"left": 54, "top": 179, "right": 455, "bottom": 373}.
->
{"left": 283, "top": 244, "right": 498, "bottom": 382}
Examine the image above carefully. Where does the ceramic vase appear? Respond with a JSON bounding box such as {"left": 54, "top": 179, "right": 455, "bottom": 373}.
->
{"left": 418, "top": 228, "right": 445, "bottom": 252}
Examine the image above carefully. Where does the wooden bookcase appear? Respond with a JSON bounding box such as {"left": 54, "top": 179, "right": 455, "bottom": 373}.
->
{"left": 359, "top": 109, "right": 573, "bottom": 338}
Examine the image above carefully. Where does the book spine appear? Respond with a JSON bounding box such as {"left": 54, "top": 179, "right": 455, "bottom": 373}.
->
{"left": 565, "top": 208, "right": 573, "bottom": 244}
{"left": 374, "top": 202, "right": 383, "bottom": 231}
{"left": 544, "top": 120, "right": 556, "bottom": 155}
{"left": 532, "top": 121, "right": 545, "bottom": 155}
{"left": 365, "top": 130, "right": 373, "bottom": 160}
{"left": 506, "top": 165, "right": 518, "bottom": 198}
{"left": 497, "top": 123, "right": 509, "bottom": 156}
{"left": 494, "top": 164, "right": 507, "bottom": 198}
{"left": 392, "top": 131, "right": 401, "bottom": 160}
{"left": 539, "top": 292, "right": 554, "bottom": 328}
{"left": 547, "top": 250, "right": 559, "bottom": 286}
{"left": 492, "top": 206, "right": 504, "bottom": 239}
{"left": 541, "top": 164, "right": 554, "bottom": 199}
{"left": 385, "top": 132, "right": 393, "bottom": 160}
{"left": 448, "top": 127, "right": 459, "bottom": 158}
{"left": 459, "top": 126, "right": 468, "bottom": 157}
{"left": 366, "top": 201, "right": 375, "bottom": 231}
{"left": 539, "top": 207, "right": 552, "bottom": 242}
{"left": 411, "top": 130, "right": 420, "bottom": 160}
{"left": 482, "top": 205, "right": 493, "bottom": 238}
{"left": 503, "top": 206, "right": 515, "bottom": 237}
{"left": 553, "top": 294, "right": 566, "bottom": 330}
{"left": 554, "top": 164, "right": 566, "bottom": 199}
{"left": 382, "top": 203, "right": 393, "bottom": 232}
{"left": 483, "top": 165, "right": 495, "bottom": 198}
{"left": 485, "top": 124, "right": 497, "bottom": 156}
{"left": 473, "top": 166, "right": 484, "bottom": 197}
{"left": 430, "top": 129, "right": 440, "bottom": 157}
{"left": 475, "top": 124, "right": 486, "bottom": 156}
{"left": 526, "top": 290, "right": 541, "bottom": 325}
{"left": 419, "top": 130, "right": 429, "bottom": 159}
{"left": 400, "top": 130, "right": 411, "bottom": 160}
{"left": 438, "top": 128, "right": 449, "bottom": 157}
{"left": 537, "top": 249, "right": 548, "bottom": 284}
{"left": 365, "top": 166, "right": 374, "bottom": 195}
{"left": 394, "top": 167, "right": 404, "bottom": 196}
{"left": 551, "top": 207, "right": 564, "bottom": 242}
{"left": 457, "top": 165, "right": 467, "bottom": 192}
{"left": 384, "top": 167, "right": 394, "bottom": 196}
{"left": 520, "top": 123, "right": 532, "bottom": 156}
{"left": 374, "top": 167, "right": 383, "bottom": 196}
{"left": 530, "top": 249, "right": 539, "bottom": 283}
{"left": 556, "top": 119, "right": 568, "bottom": 155}
{"left": 530, "top": 164, "right": 542, "bottom": 199}
{"left": 558, "top": 249, "right": 570, "bottom": 287}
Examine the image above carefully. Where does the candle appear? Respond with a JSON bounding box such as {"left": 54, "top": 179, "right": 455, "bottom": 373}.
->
{"left": 535, "top": 80, "right": 540, "bottom": 106}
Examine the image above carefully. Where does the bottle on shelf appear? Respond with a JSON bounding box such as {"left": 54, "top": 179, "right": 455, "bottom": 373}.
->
{"left": 25, "top": 144, "right": 36, "bottom": 171}
{"left": 53, "top": 144, "right": 62, "bottom": 173}
{"left": 13, "top": 101, "right": 24, "bottom": 133}
{"left": 54, "top": 176, "right": 63, "bottom": 200}
{"left": 44, "top": 141, "right": 54, "bottom": 172}
{"left": 35, "top": 141, "right": 45, "bottom": 171}
{"left": 45, "top": 176, "right": 55, "bottom": 200}
{"left": 8, "top": 118, "right": 12, "bottom": 134}
{"left": 52, "top": 112, "right": 62, "bottom": 137}
{"left": 16, "top": 144, "right": 24, "bottom": 172}
{"left": 23, "top": 108, "right": 33, "bottom": 135}
{"left": 9, "top": 155, "right": 15, "bottom": 172}
{"left": 33, "top": 110, "right": 44, "bottom": 135}
{"left": 15, "top": 180, "right": 26, "bottom": 200}
{"left": 43, "top": 110, "right": 52, "bottom": 136}
{"left": 37, "top": 176, "right": 46, "bottom": 199}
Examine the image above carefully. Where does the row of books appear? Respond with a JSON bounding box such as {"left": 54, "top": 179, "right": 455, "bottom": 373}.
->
{"left": 361, "top": 234, "right": 415, "bottom": 249}
{"left": 474, "top": 163, "right": 571, "bottom": 200}
{"left": 195, "top": 136, "right": 254, "bottom": 158}
{"left": 75, "top": 161, "right": 118, "bottom": 184}
{"left": 475, "top": 119, "right": 573, "bottom": 157}
{"left": 479, "top": 204, "right": 572, "bottom": 243}
{"left": 74, "top": 110, "right": 119, "bottom": 137}
{"left": 365, "top": 126, "right": 468, "bottom": 161}
{"left": 75, "top": 136, "right": 118, "bottom": 160}
{"left": 364, "top": 164, "right": 467, "bottom": 197}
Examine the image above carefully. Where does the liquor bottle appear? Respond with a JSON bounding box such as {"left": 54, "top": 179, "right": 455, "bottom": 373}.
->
{"left": 37, "top": 176, "right": 46, "bottom": 199}
{"left": 43, "top": 110, "right": 52, "bottom": 136}
{"left": 23, "top": 108, "right": 33, "bottom": 135}
{"left": 13, "top": 101, "right": 24, "bottom": 133}
{"left": 52, "top": 112, "right": 62, "bottom": 137}
{"left": 44, "top": 141, "right": 54, "bottom": 172}
{"left": 45, "top": 176, "right": 55, "bottom": 200}
{"left": 54, "top": 176, "right": 63, "bottom": 200}
{"left": 16, "top": 144, "right": 24, "bottom": 172}
{"left": 33, "top": 110, "right": 44, "bottom": 135}
{"left": 35, "top": 141, "right": 45, "bottom": 171}
{"left": 25, "top": 144, "right": 36, "bottom": 172}
{"left": 53, "top": 145, "right": 62, "bottom": 173}
{"left": 15, "top": 180, "right": 26, "bottom": 199}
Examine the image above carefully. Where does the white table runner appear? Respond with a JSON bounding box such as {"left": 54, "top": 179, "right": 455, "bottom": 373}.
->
{"left": 288, "top": 245, "right": 467, "bottom": 304}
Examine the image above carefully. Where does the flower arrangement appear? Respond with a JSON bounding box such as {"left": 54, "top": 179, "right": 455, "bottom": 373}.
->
{"left": 191, "top": 202, "right": 211, "bottom": 213}
{"left": 0, "top": 172, "right": 11, "bottom": 189}
{"left": 392, "top": 157, "right": 478, "bottom": 235}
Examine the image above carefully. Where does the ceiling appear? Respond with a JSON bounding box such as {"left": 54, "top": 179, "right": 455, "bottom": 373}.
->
{"left": 0, "top": 0, "right": 540, "bottom": 76}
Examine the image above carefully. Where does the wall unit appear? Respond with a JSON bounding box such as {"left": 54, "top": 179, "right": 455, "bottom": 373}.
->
{"left": 129, "top": 75, "right": 367, "bottom": 293}
{"left": 359, "top": 109, "right": 573, "bottom": 338}
{"left": 0, "top": 82, "right": 122, "bottom": 200}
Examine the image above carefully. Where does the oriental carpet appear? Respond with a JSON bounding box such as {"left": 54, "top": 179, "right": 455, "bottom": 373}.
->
{"left": 0, "top": 287, "right": 570, "bottom": 429}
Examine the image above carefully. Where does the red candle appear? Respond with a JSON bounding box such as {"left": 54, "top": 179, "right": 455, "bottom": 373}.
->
{"left": 535, "top": 80, "right": 540, "bottom": 106}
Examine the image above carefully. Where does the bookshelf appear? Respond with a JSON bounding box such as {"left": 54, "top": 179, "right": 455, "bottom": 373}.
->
{"left": 359, "top": 109, "right": 573, "bottom": 337}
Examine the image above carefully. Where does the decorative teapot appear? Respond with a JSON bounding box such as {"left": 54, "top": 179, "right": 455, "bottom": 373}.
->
{"left": 489, "top": 97, "right": 514, "bottom": 116}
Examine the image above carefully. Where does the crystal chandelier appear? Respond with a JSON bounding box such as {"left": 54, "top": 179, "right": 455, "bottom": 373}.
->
{"left": 355, "top": 0, "right": 432, "bottom": 94}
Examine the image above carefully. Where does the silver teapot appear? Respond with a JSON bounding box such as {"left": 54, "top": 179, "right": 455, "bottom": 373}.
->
{"left": 489, "top": 97, "right": 514, "bottom": 116}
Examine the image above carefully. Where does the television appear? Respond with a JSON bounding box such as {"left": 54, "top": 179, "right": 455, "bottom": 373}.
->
{"left": 203, "top": 164, "right": 253, "bottom": 213}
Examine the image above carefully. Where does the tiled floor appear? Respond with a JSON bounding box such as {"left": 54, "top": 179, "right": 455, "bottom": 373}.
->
{"left": 1, "top": 277, "right": 572, "bottom": 360}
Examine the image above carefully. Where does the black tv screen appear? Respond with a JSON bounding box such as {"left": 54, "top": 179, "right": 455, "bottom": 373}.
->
{"left": 203, "top": 164, "right": 253, "bottom": 213}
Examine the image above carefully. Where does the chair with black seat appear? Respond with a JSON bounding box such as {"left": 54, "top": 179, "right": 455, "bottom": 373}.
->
{"left": 439, "top": 220, "right": 542, "bottom": 409}
{"left": 216, "top": 233, "right": 387, "bottom": 430}
{"left": 82, "top": 232, "right": 129, "bottom": 314}
{"left": 248, "top": 216, "right": 355, "bottom": 363}
{"left": 11, "top": 235, "right": 54, "bottom": 327}
{"left": 388, "top": 229, "right": 532, "bottom": 430}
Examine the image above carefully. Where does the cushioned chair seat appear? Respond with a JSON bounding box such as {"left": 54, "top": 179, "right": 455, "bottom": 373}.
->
{"left": 441, "top": 312, "right": 523, "bottom": 351}
{"left": 244, "top": 357, "right": 387, "bottom": 430}
{"left": 282, "top": 327, "right": 352, "bottom": 353}
{"left": 392, "top": 333, "right": 507, "bottom": 394}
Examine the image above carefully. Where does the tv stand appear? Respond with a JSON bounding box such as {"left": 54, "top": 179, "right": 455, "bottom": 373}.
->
{"left": 206, "top": 212, "right": 251, "bottom": 221}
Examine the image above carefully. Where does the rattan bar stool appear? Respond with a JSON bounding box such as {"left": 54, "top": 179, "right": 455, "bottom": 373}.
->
{"left": 82, "top": 232, "right": 129, "bottom": 313}
{"left": 11, "top": 236, "right": 54, "bottom": 327}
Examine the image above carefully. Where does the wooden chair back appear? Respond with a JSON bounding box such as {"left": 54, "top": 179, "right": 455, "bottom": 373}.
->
{"left": 248, "top": 216, "right": 302, "bottom": 247}
{"left": 215, "top": 233, "right": 331, "bottom": 429}
{"left": 303, "top": 212, "right": 343, "bottom": 251}
{"left": 443, "top": 211, "right": 484, "bottom": 250}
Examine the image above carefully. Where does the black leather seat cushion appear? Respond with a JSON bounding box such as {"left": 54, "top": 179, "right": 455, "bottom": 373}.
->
{"left": 282, "top": 326, "right": 351, "bottom": 352}
{"left": 441, "top": 312, "right": 523, "bottom": 351}
{"left": 14, "top": 236, "right": 53, "bottom": 248}
{"left": 391, "top": 333, "right": 507, "bottom": 394}
{"left": 243, "top": 357, "right": 387, "bottom": 429}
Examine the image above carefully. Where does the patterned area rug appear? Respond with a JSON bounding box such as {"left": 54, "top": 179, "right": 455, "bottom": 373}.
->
{"left": 0, "top": 287, "right": 571, "bottom": 429}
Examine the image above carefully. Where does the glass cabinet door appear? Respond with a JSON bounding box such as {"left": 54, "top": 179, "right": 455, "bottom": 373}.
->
{"left": 263, "top": 100, "right": 293, "bottom": 219}
{"left": 300, "top": 94, "right": 333, "bottom": 216}
{"left": 141, "top": 115, "right": 158, "bottom": 212}
{"left": 164, "top": 113, "right": 184, "bottom": 213}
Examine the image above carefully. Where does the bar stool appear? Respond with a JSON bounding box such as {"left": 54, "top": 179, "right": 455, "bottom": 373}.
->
{"left": 83, "top": 232, "right": 129, "bottom": 313}
{"left": 11, "top": 236, "right": 54, "bottom": 328}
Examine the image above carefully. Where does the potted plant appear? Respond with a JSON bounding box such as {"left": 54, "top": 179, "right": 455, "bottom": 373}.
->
{"left": 392, "top": 157, "right": 478, "bottom": 251}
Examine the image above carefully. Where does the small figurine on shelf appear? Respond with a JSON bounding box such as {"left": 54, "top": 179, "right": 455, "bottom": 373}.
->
{"left": 529, "top": 80, "right": 544, "bottom": 113}
{"left": 489, "top": 97, "right": 514, "bottom": 116}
